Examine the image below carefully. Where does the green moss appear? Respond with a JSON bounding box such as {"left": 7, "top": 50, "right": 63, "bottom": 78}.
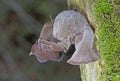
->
{"left": 95, "top": 0, "right": 120, "bottom": 81}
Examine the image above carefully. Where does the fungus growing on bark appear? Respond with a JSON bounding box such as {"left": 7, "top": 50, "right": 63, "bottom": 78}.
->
{"left": 53, "top": 10, "right": 99, "bottom": 65}
{"left": 67, "top": 26, "right": 99, "bottom": 65}
{"left": 30, "top": 21, "right": 64, "bottom": 63}
{"left": 30, "top": 10, "right": 99, "bottom": 65}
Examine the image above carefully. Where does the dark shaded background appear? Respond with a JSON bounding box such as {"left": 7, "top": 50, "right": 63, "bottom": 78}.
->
{"left": 0, "top": 0, "right": 80, "bottom": 81}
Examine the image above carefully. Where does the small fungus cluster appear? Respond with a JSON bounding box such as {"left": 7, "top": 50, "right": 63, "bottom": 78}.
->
{"left": 30, "top": 10, "right": 99, "bottom": 65}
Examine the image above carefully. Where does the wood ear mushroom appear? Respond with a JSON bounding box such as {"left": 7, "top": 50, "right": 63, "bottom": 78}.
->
{"left": 30, "top": 21, "right": 64, "bottom": 63}
{"left": 30, "top": 10, "right": 99, "bottom": 65}
{"left": 53, "top": 10, "right": 99, "bottom": 65}
{"left": 67, "top": 26, "right": 99, "bottom": 65}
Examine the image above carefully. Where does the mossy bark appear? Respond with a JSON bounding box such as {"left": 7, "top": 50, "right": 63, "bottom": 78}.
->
{"left": 67, "top": 1, "right": 102, "bottom": 81}
{"left": 67, "top": 0, "right": 120, "bottom": 81}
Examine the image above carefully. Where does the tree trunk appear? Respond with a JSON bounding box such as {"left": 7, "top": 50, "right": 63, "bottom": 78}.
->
{"left": 67, "top": 0, "right": 120, "bottom": 81}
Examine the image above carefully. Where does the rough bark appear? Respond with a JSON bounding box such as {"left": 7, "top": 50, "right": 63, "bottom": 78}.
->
{"left": 67, "top": 0, "right": 102, "bottom": 81}
{"left": 68, "top": 0, "right": 120, "bottom": 81}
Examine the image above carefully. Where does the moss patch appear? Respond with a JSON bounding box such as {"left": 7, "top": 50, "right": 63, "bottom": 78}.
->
{"left": 95, "top": 0, "right": 120, "bottom": 81}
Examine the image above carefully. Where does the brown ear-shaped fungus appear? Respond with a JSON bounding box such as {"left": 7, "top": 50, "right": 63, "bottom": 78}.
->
{"left": 38, "top": 39, "right": 64, "bottom": 51}
{"left": 30, "top": 21, "right": 64, "bottom": 63}
{"left": 67, "top": 26, "right": 99, "bottom": 65}
{"left": 40, "top": 21, "right": 54, "bottom": 40}
{"left": 30, "top": 39, "right": 64, "bottom": 63}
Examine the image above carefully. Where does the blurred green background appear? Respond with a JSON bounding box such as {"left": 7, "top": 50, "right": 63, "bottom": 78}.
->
{"left": 0, "top": 0, "right": 80, "bottom": 81}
